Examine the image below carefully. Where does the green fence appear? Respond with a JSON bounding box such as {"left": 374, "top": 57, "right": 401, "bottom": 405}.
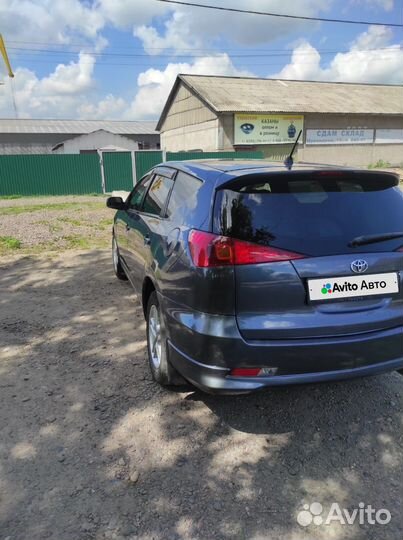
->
{"left": 0, "top": 150, "right": 265, "bottom": 196}
{"left": 134, "top": 151, "right": 163, "bottom": 181}
{"left": 0, "top": 154, "right": 102, "bottom": 196}
{"left": 103, "top": 152, "right": 133, "bottom": 192}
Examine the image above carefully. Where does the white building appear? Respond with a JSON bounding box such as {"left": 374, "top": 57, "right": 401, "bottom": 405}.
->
{"left": 52, "top": 129, "right": 140, "bottom": 154}
{"left": 0, "top": 119, "right": 160, "bottom": 155}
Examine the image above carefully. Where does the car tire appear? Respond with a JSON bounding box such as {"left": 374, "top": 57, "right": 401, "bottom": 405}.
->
{"left": 112, "top": 234, "right": 127, "bottom": 281}
{"left": 146, "top": 291, "right": 183, "bottom": 386}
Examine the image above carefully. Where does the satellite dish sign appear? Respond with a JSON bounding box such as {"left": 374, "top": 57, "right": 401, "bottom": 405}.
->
{"left": 240, "top": 123, "right": 255, "bottom": 135}
{"left": 234, "top": 114, "right": 304, "bottom": 145}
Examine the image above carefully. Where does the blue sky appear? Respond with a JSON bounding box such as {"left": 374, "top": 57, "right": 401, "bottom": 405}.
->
{"left": 0, "top": 0, "right": 402, "bottom": 119}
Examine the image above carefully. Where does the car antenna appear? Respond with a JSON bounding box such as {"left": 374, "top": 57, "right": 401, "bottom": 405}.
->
{"left": 284, "top": 130, "right": 302, "bottom": 170}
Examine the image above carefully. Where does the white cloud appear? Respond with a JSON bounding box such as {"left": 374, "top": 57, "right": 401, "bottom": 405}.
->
{"left": 0, "top": 53, "right": 96, "bottom": 118}
{"left": 273, "top": 26, "right": 403, "bottom": 84}
{"left": 2, "top": 0, "right": 332, "bottom": 51}
{"left": 129, "top": 53, "right": 252, "bottom": 119}
{"left": 273, "top": 42, "right": 322, "bottom": 81}
{"left": 352, "top": 25, "right": 393, "bottom": 50}
{"left": 135, "top": 11, "right": 198, "bottom": 56}
{"left": 1, "top": 50, "right": 252, "bottom": 121}
{"left": 98, "top": 0, "right": 171, "bottom": 29}
{"left": 0, "top": 0, "right": 104, "bottom": 45}
{"left": 40, "top": 53, "right": 95, "bottom": 95}
{"left": 1, "top": 48, "right": 252, "bottom": 120}
{"left": 133, "top": 0, "right": 331, "bottom": 51}
{"left": 78, "top": 95, "right": 127, "bottom": 120}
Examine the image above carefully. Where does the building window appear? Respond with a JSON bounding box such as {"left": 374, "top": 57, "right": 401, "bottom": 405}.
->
{"left": 138, "top": 141, "right": 151, "bottom": 150}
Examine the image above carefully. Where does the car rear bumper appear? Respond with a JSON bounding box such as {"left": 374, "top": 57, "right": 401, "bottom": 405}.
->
{"left": 163, "top": 298, "right": 403, "bottom": 394}
{"left": 168, "top": 341, "right": 403, "bottom": 394}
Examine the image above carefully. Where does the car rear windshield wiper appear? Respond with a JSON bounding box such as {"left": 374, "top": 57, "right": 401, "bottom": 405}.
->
{"left": 348, "top": 232, "right": 403, "bottom": 247}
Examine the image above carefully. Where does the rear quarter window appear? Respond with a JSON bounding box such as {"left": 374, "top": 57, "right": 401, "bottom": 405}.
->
{"left": 142, "top": 174, "right": 174, "bottom": 216}
{"left": 166, "top": 171, "right": 203, "bottom": 224}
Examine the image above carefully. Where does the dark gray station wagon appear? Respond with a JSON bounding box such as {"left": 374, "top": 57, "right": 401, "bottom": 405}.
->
{"left": 107, "top": 160, "right": 403, "bottom": 394}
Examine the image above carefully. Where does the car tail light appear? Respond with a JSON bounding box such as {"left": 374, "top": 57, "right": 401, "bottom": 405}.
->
{"left": 188, "top": 230, "right": 305, "bottom": 267}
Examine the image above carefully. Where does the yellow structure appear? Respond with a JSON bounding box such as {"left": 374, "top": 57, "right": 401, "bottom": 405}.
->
{"left": 0, "top": 34, "right": 14, "bottom": 78}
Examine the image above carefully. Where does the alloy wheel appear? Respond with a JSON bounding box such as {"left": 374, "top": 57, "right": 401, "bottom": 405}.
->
{"left": 148, "top": 304, "right": 162, "bottom": 370}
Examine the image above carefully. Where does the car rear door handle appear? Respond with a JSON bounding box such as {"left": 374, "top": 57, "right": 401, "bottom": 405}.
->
{"left": 144, "top": 235, "right": 151, "bottom": 246}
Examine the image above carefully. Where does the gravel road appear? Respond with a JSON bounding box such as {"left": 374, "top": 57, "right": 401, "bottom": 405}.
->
{"left": 0, "top": 249, "right": 402, "bottom": 540}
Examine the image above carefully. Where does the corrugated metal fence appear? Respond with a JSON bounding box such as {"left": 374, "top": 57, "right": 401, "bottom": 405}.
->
{"left": 135, "top": 151, "right": 164, "bottom": 181}
{"left": 0, "top": 154, "right": 102, "bottom": 196}
{"left": 0, "top": 150, "right": 264, "bottom": 196}
{"left": 103, "top": 152, "right": 134, "bottom": 192}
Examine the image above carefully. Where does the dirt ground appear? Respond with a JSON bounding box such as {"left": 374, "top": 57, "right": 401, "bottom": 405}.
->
{"left": 0, "top": 196, "right": 110, "bottom": 253}
{"left": 0, "top": 197, "right": 403, "bottom": 540}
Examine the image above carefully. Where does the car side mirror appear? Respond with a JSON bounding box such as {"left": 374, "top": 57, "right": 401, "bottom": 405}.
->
{"left": 106, "top": 196, "right": 126, "bottom": 210}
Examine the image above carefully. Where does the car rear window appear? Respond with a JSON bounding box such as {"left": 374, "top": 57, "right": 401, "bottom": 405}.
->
{"left": 214, "top": 172, "right": 403, "bottom": 256}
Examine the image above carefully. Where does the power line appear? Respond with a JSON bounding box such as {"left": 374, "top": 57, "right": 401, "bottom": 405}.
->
{"left": 13, "top": 55, "right": 402, "bottom": 68}
{"left": 6, "top": 40, "right": 401, "bottom": 55}
{"left": 8, "top": 45, "right": 402, "bottom": 59}
{"left": 155, "top": 0, "right": 403, "bottom": 27}
{"left": 5, "top": 39, "right": 315, "bottom": 51}
{"left": 3, "top": 60, "right": 321, "bottom": 67}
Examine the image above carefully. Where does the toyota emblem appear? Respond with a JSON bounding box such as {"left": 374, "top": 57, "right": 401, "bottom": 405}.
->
{"left": 351, "top": 260, "right": 368, "bottom": 273}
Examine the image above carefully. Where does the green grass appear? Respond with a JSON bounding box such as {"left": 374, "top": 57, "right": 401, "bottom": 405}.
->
{"left": 62, "top": 235, "right": 92, "bottom": 249}
{"left": 30, "top": 236, "right": 93, "bottom": 251}
{"left": 57, "top": 216, "right": 112, "bottom": 230}
{"left": 5, "top": 236, "right": 109, "bottom": 255}
{"left": 35, "top": 220, "right": 63, "bottom": 232}
{"left": 58, "top": 216, "right": 85, "bottom": 227}
{"left": 368, "top": 159, "right": 392, "bottom": 169}
{"left": 0, "top": 201, "right": 105, "bottom": 216}
{"left": 60, "top": 235, "right": 109, "bottom": 251}
{"left": 0, "top": 193, "right": 103, "bottom": 199}
{"left": 0, "top": 236, "right": 21, "bottom": 251}
{"left": 99, "top": 218, "right": 113, "bottom": 230}
{"left": 0, "top": 198, "right": 111, "bottom": 255}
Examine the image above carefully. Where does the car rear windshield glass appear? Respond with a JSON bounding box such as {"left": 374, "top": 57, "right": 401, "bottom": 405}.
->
{"left": 214, "top": 173, "right": 403, "bottom": 256}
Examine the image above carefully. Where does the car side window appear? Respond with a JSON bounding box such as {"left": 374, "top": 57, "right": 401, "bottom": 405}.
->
{"left": 142, "top": 174, "right": 174, "bottom": 217}
{"left": 127, "top": 174, "right": 153, "bottom": 210}
{"left": 166, "top": 171, "right": 203, "bottom": 220}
